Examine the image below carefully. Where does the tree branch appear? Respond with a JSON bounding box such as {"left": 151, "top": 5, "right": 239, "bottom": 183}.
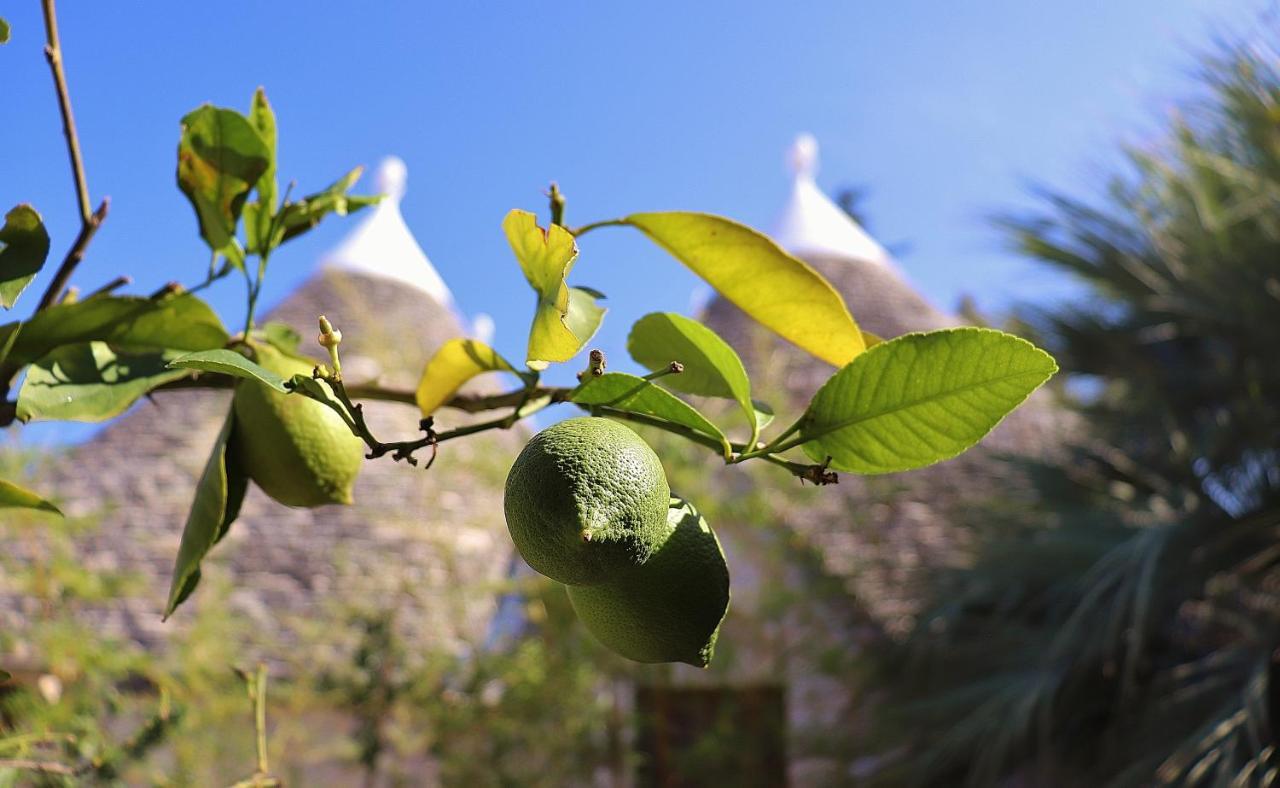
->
{"left": 41, "top": 0, "right": 91, "bottom": 224}
{"left": 35, "top": 198, "right": 109, "bottom": 311}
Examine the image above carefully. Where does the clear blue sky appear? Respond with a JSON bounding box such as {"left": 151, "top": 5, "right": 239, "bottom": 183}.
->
{"left": 0, "top": 1, "right": 1269, "bottom": 441}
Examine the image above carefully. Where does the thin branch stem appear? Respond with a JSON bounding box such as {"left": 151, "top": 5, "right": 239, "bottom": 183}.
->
{"left": 35, "top": 198, "right": 108, "bottom": 313}
{"left": 0, "top": 758, "right": 76, "bottom": 776}
{"left": 253, "top": 664, "right": 268, "bottom": 776}
{"left": 733, "top": 416, "right": 804, "bottom": 463}
{"left": 569, "top": 218, "right": 627, "bottom": 237}
{"left": 153, "top": 373, "right": 571, "bottom": 414}
{"left": 41, "top": 0, "right": 91, "bottom": 223}
{"left": 548, "top": 182, "right": 566, "bottom": 227}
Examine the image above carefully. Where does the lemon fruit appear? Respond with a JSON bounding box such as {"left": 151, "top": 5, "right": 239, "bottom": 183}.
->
{"left": 567, "top": 496, "right": 730, "bottom": 667}
{"left": 231, "top": 345, "right": 364, "bottom": 507}
{"left": 504, "top": 417, "right": 671, "bottom": 586}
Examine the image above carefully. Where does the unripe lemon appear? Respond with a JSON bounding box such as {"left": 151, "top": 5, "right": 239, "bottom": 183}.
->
{"left": 504, "top": 417, "right": 671, "bottom": 586}
{"left": 232, "top": 345, "right": 364, "bottom": 507}
{"left": 567, "top": 496, "right": 730, "bottom": 667}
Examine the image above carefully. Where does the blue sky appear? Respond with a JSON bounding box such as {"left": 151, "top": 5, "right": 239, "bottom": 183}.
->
{"left": 0, "top": 1, "right": 1269, "bottom": 441}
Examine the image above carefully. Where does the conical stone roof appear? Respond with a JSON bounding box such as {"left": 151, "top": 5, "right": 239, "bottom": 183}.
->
{"left": 701, "top": 136, "right": 1065, "bottom": 630}
{"left": 7, "top": 159, "right": 521, "bottom": 658}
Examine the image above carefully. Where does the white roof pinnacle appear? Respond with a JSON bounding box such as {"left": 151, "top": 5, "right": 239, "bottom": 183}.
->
{"left": 321, "top": 156, "right": 454, "bottom": 306}
{"left": 770, "top": 133, "right": 890, "bottom": 266}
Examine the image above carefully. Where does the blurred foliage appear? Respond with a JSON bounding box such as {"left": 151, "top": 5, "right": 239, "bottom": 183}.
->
{"left": 866, "top": 39, "right": 1280, "bottom": 786}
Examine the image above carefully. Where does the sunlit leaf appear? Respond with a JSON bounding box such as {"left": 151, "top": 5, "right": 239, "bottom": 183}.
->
{"left": 624, "top": 212, "right": 864, "bottom": 366}
{"left": 176, "top": 104, "right": 270, "bottom": 258}
{"left": 165, "top": 408, "right": 246, "bottom": 618}
{"left": 572, "top": 372, "right": 730, "bottom": 457}
{"left": 862, "top": 330, "right": 884, "bottom": 348}
{"left": 0, "top": 478, "right": 61, "bottom": 515}
{"left": 276, "top": 167, "right": 379, "bottom": 245}
{"left": 628, "top": 312, "right": 753, "bottom": 429}
{"left": 0, "top": 293, "right": 229, "bottom": 369}
{"left": 249, "top": 88, "right": 278, "bottom": 216}
{"left": 505, "top": 210, "right": 603, "bottom": 369}
{"left": 799, "top": 328, "right": 1057, "bottom": 473}
{"left": 564, "top": 286, "right": 607, "bottom": 354}
{"left": 415, "top": 338, "right": 517, "bottom": 416}
{"left": 18, "top": 343, "right": 189, "bottom": 422}
{"left": 0, "top": 204, "right": 51, "bottom": 309}
{"left": 167, "top": 348, "right": 289, "bottom": 392}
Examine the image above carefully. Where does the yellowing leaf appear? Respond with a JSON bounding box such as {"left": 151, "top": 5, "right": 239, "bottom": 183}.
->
{"left": 503, "top": 210, "right": 603, "bottom": 369}
{"left": 625, "top": 212, "right": 865, "bottom": 366}
{"left": 415, "top": 338, "right": 516, "bottom": 416}
{"left": 862, "top": 330, "right": 884, "bottom": 348}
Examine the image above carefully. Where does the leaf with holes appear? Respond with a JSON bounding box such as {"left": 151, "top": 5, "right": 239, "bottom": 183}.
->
{"left": 165, "top": 408, "right": 247, "bottom": 618}
{"left": 572, "top": 372, "right": 730, "bottom": 457}
{"left": 0, "top": 205, "right": 51, "bottom": 309}
{"left": 624, "top": 212, "right": 864, "bottom": 366}
{"left": 799, "top": 328, "right": 1056, "bottom": 474}
{"left": 505, "top": 210, "right": 604, "bottom": 369}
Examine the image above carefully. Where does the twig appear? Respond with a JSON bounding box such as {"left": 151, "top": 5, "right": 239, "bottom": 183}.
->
{"left": 40, "top": 0, "right": 91, "bottom": 224}
{"left": 153, "top": 373, "right": 573, "bottom": 414}
{"left": 35, "top": 199, "right": 109, "bottom": 312}
{"left": 84, "top": 274, "right": 132, "bottom": 299}
{"left": 0, "top": 758, "right": 76, "bottom": 775}
{"left": 569, "top": 218, "right": 627, "bottom": 237}
{"left": 33, "top": 0, "right": 110, "bottom": 315}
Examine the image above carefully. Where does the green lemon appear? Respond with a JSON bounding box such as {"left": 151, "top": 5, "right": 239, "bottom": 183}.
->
{"left": 231, "top": 345, "right": 364, "bottom": 507}
{"left": 567, "top": 496, "right": 730, "bottom": 667}
{"left": 504, "top": 417, "right": 671, "bottom": 586}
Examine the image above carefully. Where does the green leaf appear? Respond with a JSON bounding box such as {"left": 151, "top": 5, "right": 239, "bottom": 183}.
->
{"left": 0, "top": 293, "right": 229, "bottom": 369}
{"left": 415, "top": 338, "right": 516, "bottom": 416}
{"left": 0, "top": 478, "right": 61, "bottom": 515}
{"left": 259, "top": 321, "right": 302, "bottom": 355}
{"left": 276, "top": 167, "right": 378, "bottom": 245}
{"left": 165, "top": 408, "right": 247, "bottom": 619}
{"left": 17, "top": 343, "right": 189, "bottom": 422}
{"left": 504, "top": 210, "right": 605, "bottom": 369}
{"left": 0, "top": 17, "right": 10, "bottom": 45}
{"left": 628, "top": 312, "right": 753, "bottom": 429}
{"left": 572, "top": 372, "right": 730, "bottom": 457}
{"left": 752, "top": 400, "right": 775, "bottom": 431}
{"left": 249, "top": 88, "right": 278, "bottom": 216}
{"left": 564, "top": 286, "right": 607, "bottom": 353}
{"left": 623, "top": 212, "right": 865, "bottom": 367}
{"left": 176, "top": 105, "right": 270, "bottom": 257}
{"left": 0, "top": 669, "right": 10, "bottom": 683}
{"left": 0, "top": 205, "right": 51, "bottom": 309}
{"left": 167, "top": 348, "right": 288, "bottom": 392}
{"left": 799, "top": 327, "right": 1057, "bottom": 474}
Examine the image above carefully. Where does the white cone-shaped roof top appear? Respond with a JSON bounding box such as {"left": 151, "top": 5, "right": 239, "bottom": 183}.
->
{"left": 770, "top": 134, "right": 890, "bottom": 266}
{"left": 321, "top": 156, "right": 454, "bottom": 306}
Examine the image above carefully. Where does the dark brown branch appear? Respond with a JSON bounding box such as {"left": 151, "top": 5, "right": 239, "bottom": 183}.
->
{"left": 153, "top": 373, "right": 573, "bottom": 414}
{"left": 41, "top": 0, "right": 92, "bottom": 223}
{"left": 35, "top": 198, "right": 109, "bottom": 311}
